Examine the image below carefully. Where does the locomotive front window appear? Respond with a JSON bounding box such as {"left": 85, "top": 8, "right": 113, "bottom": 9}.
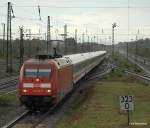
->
{"left": 24, "top": 68, "right": 51, "bottom": 78}
{"left": 25, "top": 69, "right": 38, "bottom": 78}
{"left": 38, "top": 69, "right": 51, "bottom": 78}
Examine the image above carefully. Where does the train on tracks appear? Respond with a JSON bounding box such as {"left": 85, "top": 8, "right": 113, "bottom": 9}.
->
{"left": 18, "top": 51, "right": 106, "bottom": 110}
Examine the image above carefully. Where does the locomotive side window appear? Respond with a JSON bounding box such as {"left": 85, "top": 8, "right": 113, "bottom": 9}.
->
{"left": 38, "top": 69, "right": 51, "bottom": 78}
{"left": 25, "top": 69, "right": 38, "bottom": 78}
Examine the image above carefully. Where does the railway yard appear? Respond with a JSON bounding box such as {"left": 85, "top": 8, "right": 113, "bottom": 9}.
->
{"left": 1, "top": 1, "right": 150, "bottom": 127}
{"left": 0, "top": 54, "right": 150, "bottom": 128}
{"left": 0, "top": 53, "right": 109, "bottom": 128}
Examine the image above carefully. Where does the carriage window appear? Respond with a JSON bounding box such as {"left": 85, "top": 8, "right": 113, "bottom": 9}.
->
{"left": 25, "top": 69, "right": 38, "bottom": 78}
{"left": 38, "top": 69, "right": 51, "bottom": 78}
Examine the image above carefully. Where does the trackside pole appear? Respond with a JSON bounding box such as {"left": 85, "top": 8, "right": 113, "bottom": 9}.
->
{"left": 127, "top": 110, "right": 130, "bottom": 126}
{"left": 120, "top": 95, "right": 134, "bottom": 126}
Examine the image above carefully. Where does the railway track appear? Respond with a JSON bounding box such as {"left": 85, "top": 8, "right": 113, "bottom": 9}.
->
{"left": 0, "top": 76, "right": 18, "bottom": 90}
{"left": 1, "top": 57, "right": 112, "bottom": 128}
{"left": 2, "top": 105, "right": 58, "bottom": 128}
{"left": 125, "top": 70, "right": 150, "bottom": 82}
{"left": 0, "top": 89, "right": 17, "bottom": 97}
{"left": 0, "top": 76, "right": 18, "bottom": 97}
{"left": 120, "top": 52, "right": 150, "bottom": 76}
{"left": 87, "top": 68, "right": 112, "bottom": 80}
{"left": 87, "top": 58, "right": 114, "bottom": 80}
{"left": 2, "top": 111, "right": 30, "bottom": 128}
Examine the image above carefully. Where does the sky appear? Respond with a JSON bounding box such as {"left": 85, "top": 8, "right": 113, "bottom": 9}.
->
{"left": 0, "top": 0, "right": 150, "bottom": 44}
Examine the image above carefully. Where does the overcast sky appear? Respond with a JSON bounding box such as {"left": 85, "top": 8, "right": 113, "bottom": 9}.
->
{"left": 1, "top": 0, "right": 150, "bottom": 44}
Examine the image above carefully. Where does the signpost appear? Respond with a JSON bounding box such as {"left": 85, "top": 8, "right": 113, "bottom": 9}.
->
{"left": 120, "top": 95, "right": 134, "bottom": 126}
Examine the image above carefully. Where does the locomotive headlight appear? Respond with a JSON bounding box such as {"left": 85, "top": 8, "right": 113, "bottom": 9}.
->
{"left": 47, "top": 90, "right": 51, "bottom": 93}
{"left": 23, "top": 89, "right": 27, "bottom": 93}
{"left": 35, "top": 78, "right": 40, "bottom": 82}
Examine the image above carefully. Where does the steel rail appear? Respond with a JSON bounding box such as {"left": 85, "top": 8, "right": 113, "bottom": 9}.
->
{"left": 30, "top": 105, "right": 57, "bottom": 128}
{"left": 125, "top": 70, "right": 150, "bottom": 81}
{"left": 87, "top": 68, "right": 112, "bottom": 80}
{"left": 0, "top": 89, "right": 17, "bottom": 97}
{"left": 1, "top": 105, "right": 57, "bottom": 128}
{"left": 1, "top": 110, "right": 30, "bottom": 128}
{"left": 0, "top": 77, "right": 18, "bottom": 90}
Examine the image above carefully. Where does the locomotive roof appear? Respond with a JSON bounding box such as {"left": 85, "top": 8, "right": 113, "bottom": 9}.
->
{"left": 64, "top": 51, "right": 106, "bottom": 64}
{"left": 24, "top": 59, "right": 53, "bottom": 65}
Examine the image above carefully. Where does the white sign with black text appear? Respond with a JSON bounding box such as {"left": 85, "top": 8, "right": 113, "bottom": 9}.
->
{"left": 120, "top": 95, "right": 134, "bottom": 111}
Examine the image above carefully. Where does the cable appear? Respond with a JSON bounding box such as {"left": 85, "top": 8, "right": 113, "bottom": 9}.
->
{"left": 15, "top": 16, "right": 39, "bottom": 21}
{"left": 1, "top": 5, "right": 150, "bottom": 8}
{"left": 0, "top": 13, "right": 41, "bottom": 21}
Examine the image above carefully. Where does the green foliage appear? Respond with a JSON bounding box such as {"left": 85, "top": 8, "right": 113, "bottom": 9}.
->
{"left": 119, "top": 38, "right": 150, "bottom": 59}
{"left": 56, "top": 81, "right": 150, "bottom": 128}
{"left": 0, "top": 93, "right": 17, "bottom": 106}
{"left": 56, "top": 56, "right": 149, "bottom": 128}
{"left": 104, "top": 55, "right": 142, "bottom": 82}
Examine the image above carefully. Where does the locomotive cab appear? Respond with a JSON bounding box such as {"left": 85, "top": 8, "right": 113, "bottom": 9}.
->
{"left": 19, "top": 59, "right": 57, "bottom": 110}
{"left": 19, "top": 56, "right": 73, "bottom": 110}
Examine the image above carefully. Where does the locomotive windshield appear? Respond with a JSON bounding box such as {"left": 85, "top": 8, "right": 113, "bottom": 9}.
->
{"left": 25, "top": 69, "right": 37, "bottom": 78}
{"left": 38, "top": 69, "right": 51, "bottom": 78}
{"left": 25, "top": 68, "right": 51, "bottom": 78}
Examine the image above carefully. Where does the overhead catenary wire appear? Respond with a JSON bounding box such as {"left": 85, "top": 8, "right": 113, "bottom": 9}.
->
{"left": 0, "top": 13, "right": 42, "bottom": 21}
{"left": 0, "top": 1, "right": 150, "bottom": 43}
{"left": 1, "top": 5, "right": 150, "bottom": 8}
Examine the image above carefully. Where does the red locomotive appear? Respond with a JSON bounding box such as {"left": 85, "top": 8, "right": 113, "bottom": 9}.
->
{"left": 18, "top": 51, "right": 106, "bottom": 110}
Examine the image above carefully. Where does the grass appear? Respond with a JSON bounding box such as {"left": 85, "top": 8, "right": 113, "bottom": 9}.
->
{"left": 56, "top": 55, "right": 150, "bottom": 128}
{"left": 56, "top": 82, "right": 150, "bottom": 128}
{"left": 0, "top": 92, "right": 18, "bottom": 115}
{"left": 0, "top": 92, "right": 17, "bottom": 106}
